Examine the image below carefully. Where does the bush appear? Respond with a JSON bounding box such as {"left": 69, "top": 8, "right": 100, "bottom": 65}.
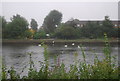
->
{"left": 80, "top": 22, "right": 103, "bottom": 38}
{"left": 33, "top": 29, "right": 46, "bottom": 39}
{"left": 55, "top": 24, "right": 80, "bottom": 39}
{"left": 24, "top": 30, "right": 33, "bottom": 39}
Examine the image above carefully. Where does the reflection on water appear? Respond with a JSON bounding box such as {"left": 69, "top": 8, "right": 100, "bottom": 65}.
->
{"left": 2, "top": 43, "right": 118, "bottom": 76}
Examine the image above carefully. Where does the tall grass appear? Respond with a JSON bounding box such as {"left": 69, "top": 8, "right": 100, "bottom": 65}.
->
{"left": 1, "top": 34, "right": 119, "bottom": 79}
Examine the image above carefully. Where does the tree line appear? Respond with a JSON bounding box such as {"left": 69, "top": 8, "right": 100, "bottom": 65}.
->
{"left": 1, "top": 10, "right": 119, "bottom": 39}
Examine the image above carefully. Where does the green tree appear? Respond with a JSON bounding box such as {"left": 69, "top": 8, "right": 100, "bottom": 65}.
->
{"left": 80, "top": 21, "right": 102, "bottom": 38}
{"left": 65, "top": 18, "right": 80, "bottom": 28}
{"left": 30, "top": 19, "right": 38, "bottom": 32}
{"left": 43, "top": 10, "right": 62, "bottom": 33}
{"left": 0, "top": 16, "right": 7, "bottom": 38}
{"left": 55, "top": 24, "right": 79, "bottom": 39}
{"left": 6, "top": 14, "right": 29, "bottom": 39}
{"left": 0, "top": 16, "right": 7, "bottom": 29}
{"left": 24, "top": 30, "right": 33, "bottom": 39}
{"left": 101, "top": 16, "right": 115, "bottom": 37}
{"left": 33, "top": 29, "right": 46, "bottom": 39}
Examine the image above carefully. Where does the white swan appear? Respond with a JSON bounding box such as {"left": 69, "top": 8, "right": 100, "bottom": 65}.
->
{"left": 38, "top": 44, "right": 41, "bottom": 46}
{"left": 72, "top": 43, "right": 75, "bottom": 45}
{"left": 64, "top": 44, "right": 67, "bottom": 47}
{"left": 52, "top": 40, "right": 55, "bottom": 44}
{"left": 78, "top": 45, "right": 80, "bottom": 48}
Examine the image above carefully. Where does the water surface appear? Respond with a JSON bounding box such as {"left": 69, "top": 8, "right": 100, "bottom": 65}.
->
{"left": 2, "top": 43, "right": 118, "bottom": 76}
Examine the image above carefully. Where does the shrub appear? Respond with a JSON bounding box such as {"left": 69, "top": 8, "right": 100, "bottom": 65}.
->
{"left": 33, "top": 29, "right": 46, "bottom": 39}
{"left": 55, "top": 24, "right": 80, "bottom": 39}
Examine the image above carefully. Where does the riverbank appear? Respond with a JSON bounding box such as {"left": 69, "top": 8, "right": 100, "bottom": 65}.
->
{"left": 2, "top": 39, "right": 119, "bottom": 46}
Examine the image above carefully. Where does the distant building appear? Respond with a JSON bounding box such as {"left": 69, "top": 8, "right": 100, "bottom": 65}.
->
{"left": 65, "top": 19, "right": 120, "bottom": 28}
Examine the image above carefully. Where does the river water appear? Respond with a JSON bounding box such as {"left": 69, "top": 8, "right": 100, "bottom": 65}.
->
{"left": 2, "top": 43, "right": 119, "bottom": 77}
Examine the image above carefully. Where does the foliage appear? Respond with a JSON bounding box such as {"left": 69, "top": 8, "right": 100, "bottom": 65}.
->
{"left": 2, "top": 64, "right": 7, "bottom": 80}
{"left": 112, "top": 28, "right": 119, "bottom": 38}
{"left": 33, "top": 29, "right": 46, "bottom": 39}
{"left": 2, "top": 14, "right": 119, "bottom": 39}
{"left": 30, "top": 19, "right": 38, "bottom": 32}
{"left": 80, "top": 21, "right": 103, "bottom": 38}
{"left": 0, "top": 16, "right": 7, "bottom": 29}
{"left": 24, "top": 29, "right": 33, "bottom": 39}
{"left": 55, "top": 24, "right": 80, "bottom": 39}
{"left": 43, "top": 10, "right": 62, "bottom": 33}
{"left": 65, "top": 18, "right": 81, "bottom": 28}
{"left": 101, "top": 16, "right": 116, "bottom": 37}
{"left": 80, "top": 16, "right": 118, "bottom": 38}
{"left": 4, "top": 14, "right": 29, "bottom": 39}
{"left": 0, "top": 16, "right": 7, "bottom": 38}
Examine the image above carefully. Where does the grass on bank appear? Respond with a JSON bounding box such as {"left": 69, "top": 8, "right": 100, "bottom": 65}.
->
{"left": 3, "top": 37, "right": 119, "bottom": 42}
{"left": 1, "top": 34, "right": 119, "bottom": 79}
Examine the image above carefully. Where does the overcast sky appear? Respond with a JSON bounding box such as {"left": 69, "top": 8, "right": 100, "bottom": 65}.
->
{"left": 2, "top": 1, "right": 118, "bottom": 27}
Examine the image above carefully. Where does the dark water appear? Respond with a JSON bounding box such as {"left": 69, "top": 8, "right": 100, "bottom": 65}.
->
{"left": 2, "top": 43, "right": 118, "bottom": 77}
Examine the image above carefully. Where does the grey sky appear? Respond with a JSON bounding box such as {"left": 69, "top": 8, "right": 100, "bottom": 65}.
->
{"left": 2, "top": 2, "right": 118, "bottom": 27}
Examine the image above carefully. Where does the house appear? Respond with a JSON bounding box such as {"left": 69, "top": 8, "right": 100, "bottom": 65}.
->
{"left": 65, "top": 18, "right": 120, "bottom": 28}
